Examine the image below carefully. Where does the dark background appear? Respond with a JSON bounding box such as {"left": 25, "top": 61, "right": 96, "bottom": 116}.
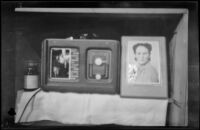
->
{"left": 1, "top": 1, "right": 199, "bottom": 128}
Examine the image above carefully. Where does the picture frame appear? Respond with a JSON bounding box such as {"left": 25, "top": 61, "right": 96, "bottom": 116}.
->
{"left": 41, "top": 39, "right": 120, "bottom": 94}
{"left": 120, "top": 36, "right": 168, "bottom": 98}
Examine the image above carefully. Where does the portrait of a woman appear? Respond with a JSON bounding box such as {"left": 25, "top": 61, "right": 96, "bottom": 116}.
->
{"left": 128, "top": 43, "right": 159, "bottom": 83}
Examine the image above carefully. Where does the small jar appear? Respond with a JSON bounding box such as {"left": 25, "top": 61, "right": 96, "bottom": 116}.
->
{"left": 24, "top": 60, "right": 39, "bottom": 90}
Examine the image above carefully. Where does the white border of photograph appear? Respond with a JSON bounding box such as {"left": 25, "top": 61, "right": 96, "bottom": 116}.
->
{"left": 120, "top": 36, "right": 168, "bottom": 98}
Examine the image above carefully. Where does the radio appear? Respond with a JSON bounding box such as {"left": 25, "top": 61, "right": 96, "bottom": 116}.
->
{"left": 41, "top": 39, "right": 120, "bottom": 94}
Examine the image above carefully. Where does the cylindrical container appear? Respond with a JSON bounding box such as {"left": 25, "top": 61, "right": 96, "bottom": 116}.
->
{"left": 24, "top": 60, "right": 39, "bottom": 90}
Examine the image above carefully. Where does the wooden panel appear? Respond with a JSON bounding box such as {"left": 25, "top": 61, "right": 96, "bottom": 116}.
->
{"left": 1, "top": 7, "right": 16, "bottom": 124}
{"left": 188, "top": 65, "right": 199, "bottom": 127}
{"left": 15, "top": 8, "right": 188, "bottom": 14}
{"left": 168, "top": 12, "right": 188, "bottom": 126}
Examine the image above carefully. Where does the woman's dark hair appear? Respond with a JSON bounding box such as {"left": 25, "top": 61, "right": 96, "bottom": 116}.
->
{"left": 132, "top": 43, "right": 152, "bottom": 54}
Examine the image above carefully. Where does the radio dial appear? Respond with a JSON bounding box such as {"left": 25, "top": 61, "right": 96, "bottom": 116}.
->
{"left": 95, "top": 58, "right": 103, "bottom": 66}
{"left": 95, "top": 74, "right": 101, "bottom": 80}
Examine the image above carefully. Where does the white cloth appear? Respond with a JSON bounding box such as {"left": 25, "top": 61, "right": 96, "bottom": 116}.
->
{"left": 15, "top": 89, "right": 168, "bottom": 126}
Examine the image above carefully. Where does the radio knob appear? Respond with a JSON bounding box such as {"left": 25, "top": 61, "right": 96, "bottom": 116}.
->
{"left": 95, "top": 58, "right": 103, "bottom": 66}
{"left": 95, "top": 74, "right": 101, "bottom": 80}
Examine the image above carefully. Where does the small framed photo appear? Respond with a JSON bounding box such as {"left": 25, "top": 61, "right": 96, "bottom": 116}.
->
{"left": 49, "top": 47, "right": 80, "bottom": 82}
{"left": 120, "top": 36, "right": 168, "bottom": 98}
{"left": 50, "top": 48, "right": 71, "bottom": 80}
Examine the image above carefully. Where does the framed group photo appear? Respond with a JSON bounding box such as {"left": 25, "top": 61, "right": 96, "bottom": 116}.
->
{"left": 120, "top": 36, "right": 168, "bottom": 98}
{"left": 50, "top": 48, "right": 71, "bottom": 80}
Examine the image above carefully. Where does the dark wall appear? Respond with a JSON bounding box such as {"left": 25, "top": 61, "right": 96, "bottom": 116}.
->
{"left": 187, "top": 3, "right": 199, "bottom": 127}
{"left": 1, "top": 2, "right": 16, "bottom": 125}
{"left": 1, "top": 1, "right": 199, "bottom": 128}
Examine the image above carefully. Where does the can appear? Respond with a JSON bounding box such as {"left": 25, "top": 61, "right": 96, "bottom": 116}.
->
{"left": 24, "top": 60, "right": 39, "bottom": 90}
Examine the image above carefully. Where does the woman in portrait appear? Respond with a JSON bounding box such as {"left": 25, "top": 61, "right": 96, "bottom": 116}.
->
{"left": 128, "top": 43, "right": 159, "bottom": 83}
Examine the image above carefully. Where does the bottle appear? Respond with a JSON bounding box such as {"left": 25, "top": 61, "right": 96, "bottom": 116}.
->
{"left": 24, "top": 60, "right": 39, "bottom": 90}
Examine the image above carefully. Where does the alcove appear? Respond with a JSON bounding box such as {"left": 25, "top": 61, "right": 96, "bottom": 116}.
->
{"left": 13, "top": 8, "right": 188, "bottom": 126}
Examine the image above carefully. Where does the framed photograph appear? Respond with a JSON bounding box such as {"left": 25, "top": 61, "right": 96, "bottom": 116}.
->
{"left": 49, "top": 48, "right": 78, "bottom": 80}
{"left": 120, "top": 36, "right": 168, "bottom": 98}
